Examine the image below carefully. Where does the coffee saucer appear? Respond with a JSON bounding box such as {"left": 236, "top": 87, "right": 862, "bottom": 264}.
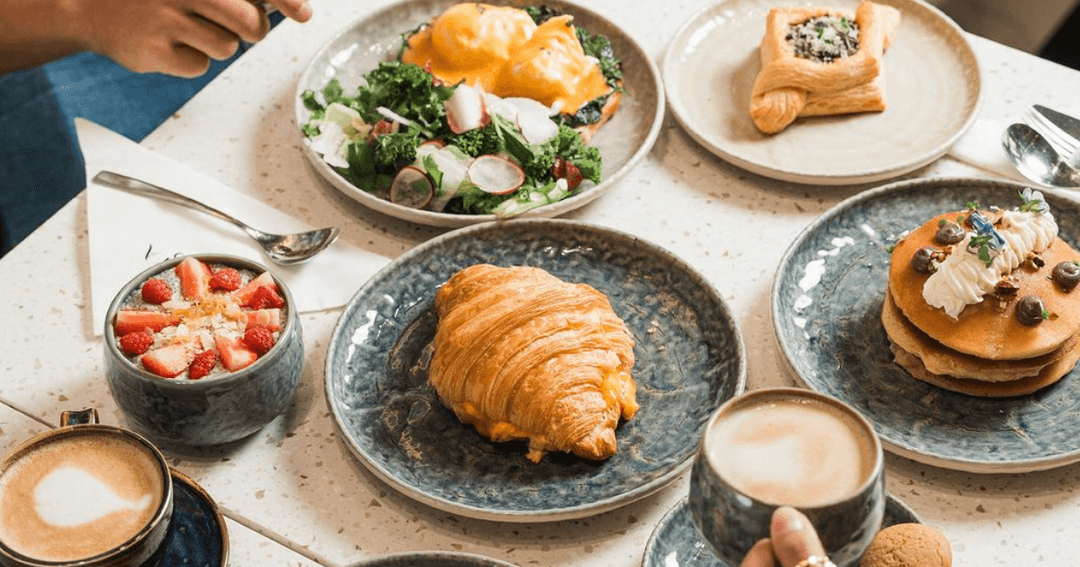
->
{"left": 145, "top": 469, "right": 228, "bottom": 567}
{"left": 642, "top": 494, "right": 919, "bottom": 567}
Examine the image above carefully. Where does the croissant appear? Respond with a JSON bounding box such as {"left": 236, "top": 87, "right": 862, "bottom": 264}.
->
{"left": 429, "top": 264, "right": 639, "bottom": 462}
{"left": 749, "top": 1, "right": 901, "bottom": 134}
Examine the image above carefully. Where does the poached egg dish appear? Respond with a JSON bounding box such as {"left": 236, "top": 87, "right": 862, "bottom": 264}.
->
{"left": 400, "top": 3, "right": 614, "bottom": 115}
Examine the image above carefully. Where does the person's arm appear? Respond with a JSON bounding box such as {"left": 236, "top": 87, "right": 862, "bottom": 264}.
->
{"left": 0, "top": 0, "right": 311, "bottom": 76}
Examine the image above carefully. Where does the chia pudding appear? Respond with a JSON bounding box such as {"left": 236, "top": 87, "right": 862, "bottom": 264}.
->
{"left": 787, "top": 16, "right": 860, "bottom": 63}
{"left": 112, "top": 257, "right": 287, "bottom": 380}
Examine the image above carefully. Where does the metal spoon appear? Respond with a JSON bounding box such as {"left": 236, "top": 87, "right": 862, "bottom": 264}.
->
{"left": 93, "top": 171, "right": 339, "bottom": 265}
{"left": 1001, "top": 123, "right": 1080, "bottom": 188}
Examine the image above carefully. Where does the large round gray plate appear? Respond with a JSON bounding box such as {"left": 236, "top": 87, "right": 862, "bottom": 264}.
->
{"left": 295, "top": 0, "right": 664, "bottom": 227}
{"left": 325, "top": 220, "right": 746, "bottom": 521}
{"left": 642, "top": 494, "right": 920, "bottom": 567}
{"left": 663, "top": 0, "right": 981, "bottom": 185}
{"left": 346, "top": 551, "right": 516, "bottom": 567}
{"left": 772, "top": 177, "right": 1080, "bottom": 473}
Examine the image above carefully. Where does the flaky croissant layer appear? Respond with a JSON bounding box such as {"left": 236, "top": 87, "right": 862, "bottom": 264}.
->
{"left": 430, "top": 264, "right": 639, "bottom": 462}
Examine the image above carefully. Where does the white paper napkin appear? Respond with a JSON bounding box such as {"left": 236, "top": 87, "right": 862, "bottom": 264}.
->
{"left": 79, "top": 118, "right": 390, "bottom": 335}
{"left": 945, "top": 116, "right": 1030, "bottom": 182}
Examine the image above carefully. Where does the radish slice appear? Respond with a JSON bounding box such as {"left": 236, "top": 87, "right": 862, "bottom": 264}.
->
{"left": 468, "top": 155, "right": 525, "bottom": 195}
{"left": 419, "top": 139, "right": 447, "bottom": 150}
{"left": 389, "top": 166, "right": 435, "bottom": 209}
{"left": 445, "top": 83, "right": 489, "bottom": 134}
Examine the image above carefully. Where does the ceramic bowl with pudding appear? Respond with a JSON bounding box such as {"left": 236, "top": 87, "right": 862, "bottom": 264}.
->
{"left": 103, "top": 254, "right": 304, "bottom": 446}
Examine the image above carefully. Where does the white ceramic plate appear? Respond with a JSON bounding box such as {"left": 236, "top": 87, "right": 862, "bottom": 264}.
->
{"left": 663, "top": 0, "right": 981, "bottom": 185}
{"left": 295, "top": 0, "right": 664, "bottom": 227}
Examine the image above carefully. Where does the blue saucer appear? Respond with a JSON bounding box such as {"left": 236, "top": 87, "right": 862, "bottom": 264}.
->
{"left": 325, "top": 219, "right": 747, "bottom": 521}
{"left": 146, "top": 470, "right": 228, "bottom": 567}
{"left": 347, "top": 551, "right": 517, "bottom": 566}
{"left": 643, "top": 495, "right": 920, "bottom": 567}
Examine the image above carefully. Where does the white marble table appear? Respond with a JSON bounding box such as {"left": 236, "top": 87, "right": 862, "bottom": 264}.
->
{"left": 3, "top": 0, "right": 1080, "bottom": 565}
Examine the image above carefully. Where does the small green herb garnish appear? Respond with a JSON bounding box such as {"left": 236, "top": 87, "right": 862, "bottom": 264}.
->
{"left": 1018, "top": 188, "right": 1049, "bottom": 212}
{"left": 969, "top": 234, "right": 995, "bottom": 266}
{"left": 886, "top": 244, "right": 895, "bottom": 253}
{"left": 1042, "top": 309, "right": 1050, "bottom": 319}
{"left": 966, "top": 201, "right": 980, "bottom": 211}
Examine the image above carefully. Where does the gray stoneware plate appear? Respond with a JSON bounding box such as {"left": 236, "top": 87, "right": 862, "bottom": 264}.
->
{"left": 295, "top": 0, "right": 664, "bottom": 227}
{"left": 772, "top": 177, "right": 1080, "bottom": 473}
{"left": 325, "top": 219, "right": 746, "bottom": 521}
{"left": 642, "top": 494, "right": 919, "bottom": 567}
{"left": 346, "top": 551, "right": 517, "bottom": 567}
{"left": 663, "top": 0, "right": 981, "bottom": 185}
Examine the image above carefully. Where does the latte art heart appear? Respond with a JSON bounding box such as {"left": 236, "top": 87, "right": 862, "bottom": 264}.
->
{"left": 34, "top": 465, "right": 154, "bottom": 527}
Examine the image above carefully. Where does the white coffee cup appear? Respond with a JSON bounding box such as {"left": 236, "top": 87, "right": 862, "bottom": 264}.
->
{"left": 0, "top": 409, "right": 174, "bottom": 567}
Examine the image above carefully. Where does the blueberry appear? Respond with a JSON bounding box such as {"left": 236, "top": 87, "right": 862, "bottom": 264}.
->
{"left": 1016, "top": 296, "right": 1046, "bottom": 326}
{"left": 1052, "top": 261, "right": 1080, "bottom": 292}
{"left": 910, "top": 247, "right": 937, "bottom": 274}
{"left": 934, "top": 221, "right": 964, "bottom": 245}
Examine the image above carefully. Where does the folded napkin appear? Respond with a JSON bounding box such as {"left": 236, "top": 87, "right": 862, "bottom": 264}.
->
{"left": 946, "top": 116, "right": 1030, "bottom": 182}
{"left": 79, "top": 118, "right": 390, "bottom": 335}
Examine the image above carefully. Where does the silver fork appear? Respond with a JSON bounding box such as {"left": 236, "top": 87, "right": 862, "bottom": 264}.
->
{"left": 1022, "top": 105, "right": 1080, "bottom": 165}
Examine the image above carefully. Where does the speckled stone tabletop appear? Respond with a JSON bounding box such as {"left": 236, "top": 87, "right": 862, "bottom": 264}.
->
{"left": 3, "top": 0, "right": 1080, "bottom": 565}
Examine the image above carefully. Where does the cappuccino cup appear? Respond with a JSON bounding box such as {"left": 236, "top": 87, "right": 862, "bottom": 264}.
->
{"left": 0, "top": 409, "right": 174, "bottom": 567}
{"left": 689, "top": 388, "right": 885, "bottom": 567}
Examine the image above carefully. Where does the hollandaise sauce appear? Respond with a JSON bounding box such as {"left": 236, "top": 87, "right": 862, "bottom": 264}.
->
{"left": 400, "top": 3, "right": 613, "bottom": 115}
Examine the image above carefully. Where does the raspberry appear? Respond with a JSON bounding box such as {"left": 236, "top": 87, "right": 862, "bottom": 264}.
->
{"left": 248, "top": 286, "right": 285, "bottom": 310}
{"left": 119, "top": 330, "right": 155, "bottom": 355}
{"left": 187, "top": 350, "right": 218, "bottom": 380}
{"left": 243, "top": 326, "right": 276, "bottom": 355}
{"left": 209, "top": 268, "right": 242, "bottom": 292}
{"left": 140, "top": 278, "right": 172, "bottom": 304}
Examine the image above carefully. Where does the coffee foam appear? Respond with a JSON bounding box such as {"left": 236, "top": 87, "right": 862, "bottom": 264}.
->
{"left": 0, "top": 432, "right": 165, "bottom": 562}
{"left": 706, "top": 396, "right": 877, "bottom": 508}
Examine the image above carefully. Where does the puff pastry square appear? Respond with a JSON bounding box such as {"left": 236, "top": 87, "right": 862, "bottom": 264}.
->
{"left": 429, "top": 264, "right": 638, "bottom": 463}
{"left": 750, "top": 0, "right": 901, "bottom": 134}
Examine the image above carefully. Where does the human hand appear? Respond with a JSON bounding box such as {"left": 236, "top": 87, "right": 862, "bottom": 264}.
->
{"left": 68, "top": 0, "right": 313, "bottom": 77}
{"left": 740, "top": 507, "right": 836, "bottom": 567}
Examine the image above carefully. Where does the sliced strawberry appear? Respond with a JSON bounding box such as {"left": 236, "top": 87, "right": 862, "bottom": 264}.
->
{"left": 214, "top": 335, "right": 258, "bottom": 372}
{"left": 233, "top": 272, "right": 277, "bottom": 306}
{"left": 175, "top": 257, "right": 213, "bottom": 302}
{"left": 245, "top": 309, "right": 282, "bottom": 332}
{"left": 115, "top": 310, "right": 180, "bottom": 335}
{"left": 141, "top": 340, "right": 198, "bottom": 378}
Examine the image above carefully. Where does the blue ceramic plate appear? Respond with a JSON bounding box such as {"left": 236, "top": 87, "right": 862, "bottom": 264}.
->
{"left": 772, "top": 177, "right": 1080, "bottom": 473}
{"left": 643, "top": 494, "right": 920, "bottom": 567}
{"left": 325, "top": 219, "right": 746, "bottom": 521}
{"left": 346, "top": 551, "right": 517, "bottom": 567}
{"left": 151, "top": 470, "right": 228, "bottom": 567}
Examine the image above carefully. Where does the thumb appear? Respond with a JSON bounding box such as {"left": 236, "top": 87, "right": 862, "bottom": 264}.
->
{"left": 739, "top": 538, "right": 777, "bottom": 567}
{"left": 770, "top": 507, "right": 829, "bottom": 567}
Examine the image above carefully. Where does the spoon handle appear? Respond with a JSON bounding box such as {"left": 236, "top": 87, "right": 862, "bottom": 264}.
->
{"left": 93, "top": 171, "right": 254, "bottom": 233}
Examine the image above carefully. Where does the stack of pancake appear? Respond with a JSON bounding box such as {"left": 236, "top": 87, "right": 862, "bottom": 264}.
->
{"left": 884, "top": 204, "right": 1080, "bottom": 397}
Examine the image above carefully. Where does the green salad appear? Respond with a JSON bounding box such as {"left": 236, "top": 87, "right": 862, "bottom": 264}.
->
{"left": 299, "top": 8, "right": 621, "bottom": 217}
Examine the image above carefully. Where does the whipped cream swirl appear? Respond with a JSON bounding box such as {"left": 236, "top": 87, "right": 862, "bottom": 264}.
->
{"left": 923, "top": 209, "right": 1058, "bottom": 319}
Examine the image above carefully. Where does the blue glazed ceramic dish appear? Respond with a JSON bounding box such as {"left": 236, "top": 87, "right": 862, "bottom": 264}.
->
{"left": 772, "top": 177, "right": 1080, "bottom": 473}
{"left": 325, "top": 219, "right": 746, "bottom": 521}
{"left": 345, "top": 551, "right": 517, "bottom": 567}
{"left": 643, "top": 495, "right": 919, "bottom": 567}
{"left": 104, "top": 254, "right": 304, "bottom": 446}
{"left": 148, "top": 469, "right": 228, "bottom": 567}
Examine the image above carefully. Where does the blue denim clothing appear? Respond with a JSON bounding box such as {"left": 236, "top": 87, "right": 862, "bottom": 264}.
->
{"left": 0, "top": 14, "right": 281, "bottom": 256}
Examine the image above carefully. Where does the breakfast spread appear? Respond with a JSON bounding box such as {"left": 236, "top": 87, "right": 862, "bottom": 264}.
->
{"left": 300, "top": 3, "right": 622, "bottom": 216}
{"left": 884, "top": 190, "right": 1080, "bottom": 396}
{"left": 861, "top": 523, "right": 952, "bottom": 567}
{"left": 112, "top": 257, "right": 287, "bottom": 380}
{"left": 428, "top": 264, "right": 638, "bottom": 463}
{"left": 750, "top": 0, "right": 900, "bottom": 134}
